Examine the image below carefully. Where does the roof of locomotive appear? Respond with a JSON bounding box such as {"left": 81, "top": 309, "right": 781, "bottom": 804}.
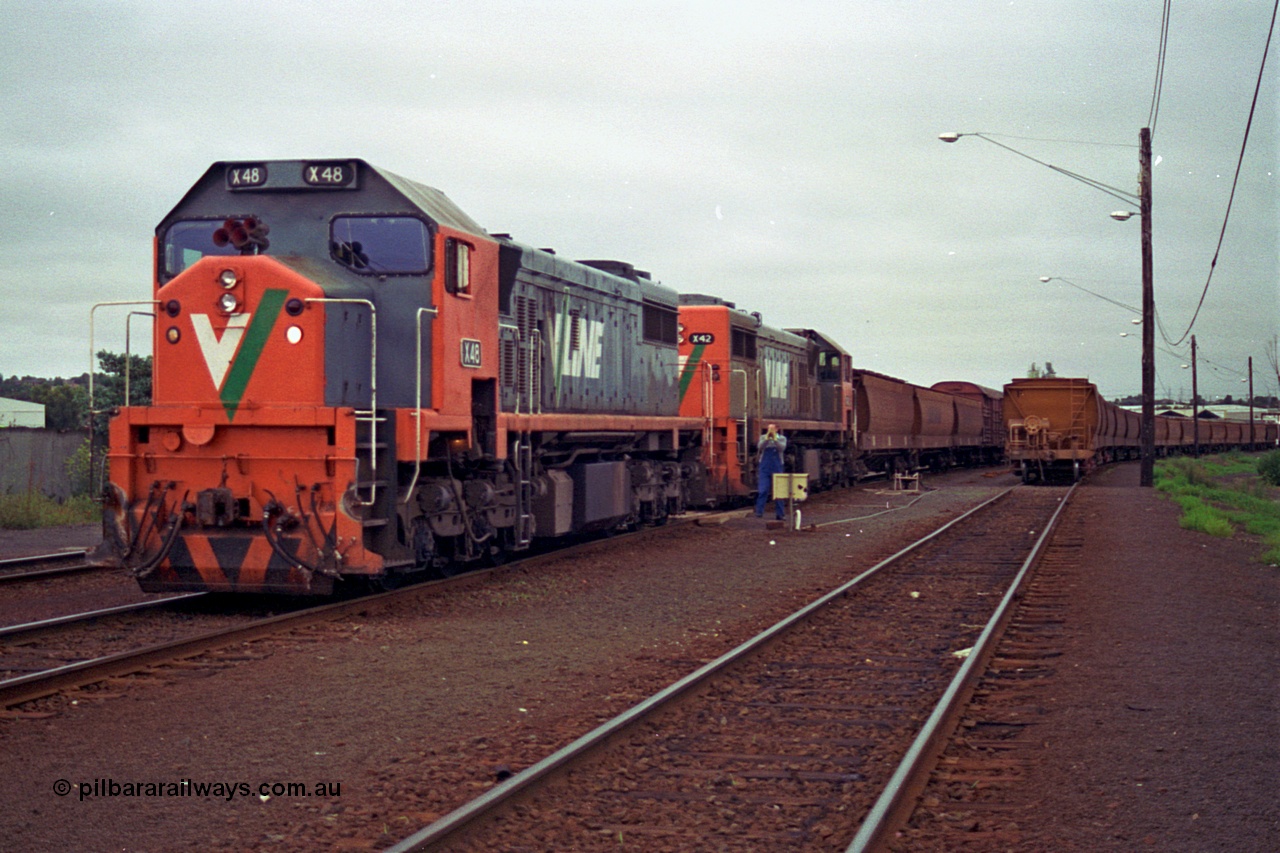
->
{"left": 678, "top": 294, "right": 807, "bottom": 349}
{"left": 158, "top": 160, "right": 678, "bottom": 306}
{"left": 158, "top": 159, "right": 488, "bottom": 235}
{"left": 785, "top": 328, "right": 850, "bottom": 356}
{"left": 495, "top": 236, "right": 679, "bottom": 308}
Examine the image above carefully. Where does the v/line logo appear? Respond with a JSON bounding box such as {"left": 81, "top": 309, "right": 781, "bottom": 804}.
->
{"left": 190, "top": 289, "right": 288, "bottom": 420}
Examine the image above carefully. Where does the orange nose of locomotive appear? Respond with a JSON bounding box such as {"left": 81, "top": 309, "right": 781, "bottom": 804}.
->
{"left": 153, "top": 255, "right": 325, "bottom": 412}
{"left": 103, "top": 253, "right": 362, "bottom": 595}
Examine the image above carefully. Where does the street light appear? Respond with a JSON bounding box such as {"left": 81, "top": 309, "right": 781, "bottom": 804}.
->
{"left": 942, "top": 128, "right": 1157, "bottom": 486}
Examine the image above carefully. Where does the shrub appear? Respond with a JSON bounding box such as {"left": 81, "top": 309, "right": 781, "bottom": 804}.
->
{"left": 1177, "top": 503, "right": 1234, "bottom": 538}
{"left": 1257, "top": 450, "right": 1280, "bottom": 487}
{"left": 0, "top": 492, "right": 97, "bottom": 530}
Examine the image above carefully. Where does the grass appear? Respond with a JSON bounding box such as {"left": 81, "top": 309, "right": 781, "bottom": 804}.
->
{"left": 1155, "top": 453, "right": 1280, "bottom": 565}
{"left": 0, "top": 492, "right": 98, "bottom": 530}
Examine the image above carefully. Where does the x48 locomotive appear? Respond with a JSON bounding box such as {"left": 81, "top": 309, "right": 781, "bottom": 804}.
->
{"left": 100, "top": 160, "right": 704, "bottom": 594}
{"left": 97, "top": 159, "right": 1005, "bottom": 595}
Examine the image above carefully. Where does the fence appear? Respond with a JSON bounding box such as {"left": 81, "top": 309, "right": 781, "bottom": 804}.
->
{"left": 0, "top": 428, "right": 87, "bottom": 500}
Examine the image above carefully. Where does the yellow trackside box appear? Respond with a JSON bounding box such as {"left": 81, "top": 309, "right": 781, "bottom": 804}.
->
{"left": 772, "top": 472, "right": 808, "bottom": 501}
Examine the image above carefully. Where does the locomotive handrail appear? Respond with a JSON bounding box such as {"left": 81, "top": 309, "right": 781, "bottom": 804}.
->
{"left": 88, "top": 300, "right": 161, "bottom": 497}
{"left": 701, "top": 361, "right": 716, "bottom": 474}
{"left": 734, "top": 367, "right": 751, "bottom": 474}
{"left": 88, "top": 300, "right": 161, "bottom": 416}
{"left": 124, "top": 311, "right": 155, "bottom": 407}
{"left": 304, "top": 298, "right": 378, "bottom": 506}
{"left": 404, "top": 306, "right": 440, "bottom": 504}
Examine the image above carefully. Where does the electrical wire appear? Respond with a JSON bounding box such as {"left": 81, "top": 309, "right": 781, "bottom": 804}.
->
{"left": 1148, "top": 0, "right": 1171, "bottom": 135}
{"left": 968, "top": 133, "right": 1140, "bottom": 206}
{"left": 1166, "top": 0, "right": 1278, "bottom": 348}
{"left": 974, "top": 132, "right": 1136, "bottom": 149}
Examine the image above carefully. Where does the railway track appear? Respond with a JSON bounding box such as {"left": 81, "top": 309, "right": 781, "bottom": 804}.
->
{"left": 0, "top": 514, "right": 724, "bottom": 711}
{"left": 0, "top": 550, "right": 96, "bottom": 585}
{"left": 385, "top": 484, "right": 1075, "bottom": 852}
{"left": 0, "top": 593, "right": 312, "bottom": 707}
{"left": 890, "top": 497, "right": 1087, "bottom": 849}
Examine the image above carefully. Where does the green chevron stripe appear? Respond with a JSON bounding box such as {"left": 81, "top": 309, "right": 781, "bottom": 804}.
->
{"left": 677, "top": 342, "right": 707, "bottom": 404}
{"left": 220, "top": 288, "right": 287, "bottom": 420}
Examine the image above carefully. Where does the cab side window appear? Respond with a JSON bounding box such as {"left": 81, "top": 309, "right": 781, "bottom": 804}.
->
{"left": 445, "top": 238, "right": 471, "bottom": 295}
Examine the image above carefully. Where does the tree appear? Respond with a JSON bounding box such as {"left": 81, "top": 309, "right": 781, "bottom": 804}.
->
{"left": 92, "top": 350, "right": 152, "bottom": 410}
{"left": 89, "top": 350, "right": 152, "bottom": 438}
{"left": 28, "top": 383, "right": 88, "bottom": 431}
{"left": 0, "top": 352, "right": 152, "bottom": 435}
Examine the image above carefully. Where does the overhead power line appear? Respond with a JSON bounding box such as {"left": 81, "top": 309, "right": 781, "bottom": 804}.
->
{"left": 1166, "top": 0, "right": 1278, "bottom": 348}
{"left": 1148, "top": 0, "right": 1171, "bottom": 135}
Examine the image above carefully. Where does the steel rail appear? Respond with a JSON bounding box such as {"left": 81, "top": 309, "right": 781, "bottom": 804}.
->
{"left": 384, "top": 486, "right": 1016, "bottom": 853}
{"left": 0, "top": 563, "right": 98, "bottom": 586}
{"left": 0, "top": 589, "right": 405, "bottom": 708}
{"left": 0, "top": 594, "right": 206, "bottom": 639}
{"left": 0, "top": 558, "right": 109, "bottom": 586}
{"left": 0, "top": 550, "right": 89, "bottom": 572}
{"left": 845, "top": 481, "right": 1079, "bottom": 852}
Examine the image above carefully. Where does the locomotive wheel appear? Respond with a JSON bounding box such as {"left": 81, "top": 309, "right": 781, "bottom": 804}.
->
{"left": 481, "top": 532, "right": 510, "bottom": 567}
{"left": 371, "top": 571, "right": 411, "bottom": 592}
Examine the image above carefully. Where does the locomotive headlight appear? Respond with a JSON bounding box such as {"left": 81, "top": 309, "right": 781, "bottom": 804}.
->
{"left": 218, "top": 268, "right": 239, "bottom": 289}
{"left": 286, "top": 325, "right": 303, "bottom": 344}
{"left": 166, "top": 326, "right": 181, "bottom": 344}
{"left": 218, "top": 292, "right": 239, "bottom": 313}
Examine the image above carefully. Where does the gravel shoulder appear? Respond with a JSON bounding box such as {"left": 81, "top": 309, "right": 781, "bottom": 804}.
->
{"left": 993, "top": 463, "right": 1279, "bottom": 852}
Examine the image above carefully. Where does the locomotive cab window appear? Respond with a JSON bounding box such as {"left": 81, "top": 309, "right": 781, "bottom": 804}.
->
{"left": 161, "top": 220, "right": 241, "bottom": 280}
{"left": 445, "top": 238, "right": 471, "bottom": 295}
{"left": 817, "top": 351, "right": 841, "bottom": 382}
{"left": 330, "top": 216, "right": 432, "bottom": 274}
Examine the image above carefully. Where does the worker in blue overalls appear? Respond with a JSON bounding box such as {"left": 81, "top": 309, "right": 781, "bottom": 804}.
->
{"left": 755, "top": 423, "right": 787, "bottom": 519}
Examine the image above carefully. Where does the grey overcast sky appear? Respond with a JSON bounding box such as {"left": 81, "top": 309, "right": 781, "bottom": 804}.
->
{"left": 1, "top": 0, "right": 1275, "bottom": 401}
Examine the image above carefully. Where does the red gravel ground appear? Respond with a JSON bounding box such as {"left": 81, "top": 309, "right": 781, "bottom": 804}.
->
{"left": 970, "top": 463, "right": 1279, "bottom": 852}
{"left": 0, "top": 465, "right": 1275, "bottom": 851}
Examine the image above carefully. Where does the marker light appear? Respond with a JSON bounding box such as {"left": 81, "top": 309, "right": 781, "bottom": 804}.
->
{"left": 165, "top": 299, "right": 181, "bottom": 317}
{"left": 286, "top": 326, "right": 303, "bottom": 344}
{"left": 218, "top": 292, "right": 239, "bottom": 313}
{"left": 166, "top": 327, "right": 181, "bottom": 344}
{"left": 219, "top": 269, "right": 239, "bottom": 288}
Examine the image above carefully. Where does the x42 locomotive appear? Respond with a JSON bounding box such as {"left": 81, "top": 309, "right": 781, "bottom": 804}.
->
{"left": 97, "top": 159, "right": 1003, "bottom": 595}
